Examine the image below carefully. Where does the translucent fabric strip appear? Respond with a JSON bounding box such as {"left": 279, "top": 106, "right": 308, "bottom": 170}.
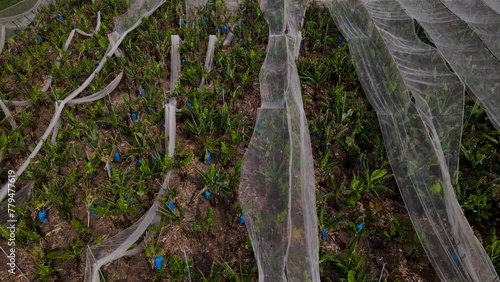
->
{"left": 329, "top": 0, "right": 498, "bottom": 281}
{"left": 63, "top": 11, "right": 102, "bottom": 51}
{"left": 438, "top": 0, "right": 500, "bottom": 61}
{"left": 480, "top": 0, "right": 500, "bottom": 15}
{"left": 239, "top": 0, "right": 320, "bottom": 279}
{"left": 199, "top": 35, "right": 217, "bottom": 88}
{"left": 396, "top": 0, "right": 500, "bottom": 131}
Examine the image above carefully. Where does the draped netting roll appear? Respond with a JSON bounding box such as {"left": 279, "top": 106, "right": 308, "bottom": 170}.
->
{"left": 328, "top": 0, "right": 499, "bottom": 281}
{"left": 396, "top": 0, "right": 500, "bottom": 131}
{"left": 238, "top": 0, "right": 320, "bottom": 280}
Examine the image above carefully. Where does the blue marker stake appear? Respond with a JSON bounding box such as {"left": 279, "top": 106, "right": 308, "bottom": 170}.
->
{"left": 38, "top": 210, "right": 48, "bottom": 222}
{"left": 140, "top": 88, "right": 145, "bottom": 97}
{"left": 356, "top": 222, "right": 364, "bottom": 232}
{"left": 321, "top": 228, "right": 328, "bottom": 241}
{"left": 204, "top": 150, "right": 211, "bottom": 164}
{"left": 37, "top": 35, "right": 43, "bottom": 43}
{"left": 130, "top": 113, "right": 138, "bottom": 122}
{"left": 57, "top": 12, "right": 65, "bottom": 22}
{"left": 204, "top": 190, "right": 212, "bottom": 200}
{"left": 451, "top": 252, "right": 460, "bottom": 264}
{"left": 154, "top": 256, "right": 164, "bottom": 270}
{"left": 187, "top": 101, "right": 193, "bottom": 109}
{"left": 420, "top": 171, "right": 429, "bottom": 182}
{"left": 223, "top": 25, "right": 228, "bottom": 33}
{"left": 89, "top": 204, "right": 97, "bottom": 216}
{"left": 238, "top": 214, "right": 245, "bottom": 225}
{"left": 137, "top": 159, "right": 143, "bottom": 167}
{"left": 217, "top": 27, "right": 222, "bottom": 35}
{"left": 114, "top": 152, "right": 121, "bottom": 163}
{"left": 167, "top": 201, "right": 175, "bottom": 211}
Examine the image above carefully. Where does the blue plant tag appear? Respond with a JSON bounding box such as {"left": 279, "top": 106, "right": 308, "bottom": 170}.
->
{"left": 321, "top": 228, "right": 328, "bottom": 241}
{"left": 57, "top": 12, "right": 65, "bottom": 22}
{"left": 89, "top": 204, "right": 97, "bottom": 216}
{"left": 257, "top": 120, "right": 263, "bottom": 130}
{"left": 167, "top": 201, "right": 175, "bottom": 211}
{"left": 131, "top": 113, "right": 138, "bottom": 122}
{"left": 154, "top": 256, "right": 164, "bottom": 270}
{"left": 38, "top": 210, "right": 48, "bottom": 222}
{"left": 337, "top": 35, "right": 343, "bottom": 46}
{"left": 451, "top": 252, "right": 460, "bottom": 264}
{"left": 238, "top": 214, "right": 245, "bottom": 225}
{"left": 204, "top": 150, "right": 211, "bottom": 164}
{"left": 140, "top": 88, "right": 145, "bottom": 97}
{"left": 223, "top": 25, "right": 228, "bottom": 33}
{"left": 204, "top": 190, "right": 212, "bottom": 200}
{"left": 37, "top": 35, "right": 43, "bottom": 43}
{"left": 114, "top": 152, "right": 121, "bottom": 163}
{"left": 356, "top": 222, "right": 364, "bottom": 232}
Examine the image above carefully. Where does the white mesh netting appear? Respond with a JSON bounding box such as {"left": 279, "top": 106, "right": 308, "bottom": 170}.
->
{"left": 238, "top": 0, "right": 320, "bottom": 280}
{"left": 328, "top": 0, "right": 499, "bottom": 281}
